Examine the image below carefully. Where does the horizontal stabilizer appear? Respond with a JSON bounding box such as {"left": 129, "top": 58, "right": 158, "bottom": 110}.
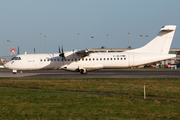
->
{"left": 160, "top": 26, "right": 176, "bottom": 31}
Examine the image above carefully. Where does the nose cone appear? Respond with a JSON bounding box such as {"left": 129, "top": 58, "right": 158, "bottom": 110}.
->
{"left": 4, "top": 62, "right": 9, "bottom": 69}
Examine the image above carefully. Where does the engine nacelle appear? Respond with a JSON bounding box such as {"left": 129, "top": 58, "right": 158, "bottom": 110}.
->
{"left": 61, "top": 64, "right": 103, "bottom": 74}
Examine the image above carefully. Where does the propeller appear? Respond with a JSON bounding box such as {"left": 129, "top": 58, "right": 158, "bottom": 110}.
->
{"left": 59, "top": 45, "right": 65, "bottom": 61}
{"left": 59, "top": 45, "right": 61, "bottom": 53}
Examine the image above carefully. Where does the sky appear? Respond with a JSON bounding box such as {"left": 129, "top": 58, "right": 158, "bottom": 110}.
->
{"left": 0, "top": 0, "right": 180, "bottom": 56}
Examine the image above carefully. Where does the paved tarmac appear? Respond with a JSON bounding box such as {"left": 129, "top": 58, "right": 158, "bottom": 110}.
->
{"left": 0, "top": 68, "right": 180, "bottom": 78}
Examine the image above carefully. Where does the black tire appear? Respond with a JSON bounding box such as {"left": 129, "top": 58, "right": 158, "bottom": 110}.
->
{"left": 80, "top": 69, "right": 87, "bottom": 74}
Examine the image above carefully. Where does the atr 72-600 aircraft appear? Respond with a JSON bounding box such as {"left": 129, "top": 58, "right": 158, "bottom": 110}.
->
{"left": 4, "top": 25, "right": 177, "bottom": 74}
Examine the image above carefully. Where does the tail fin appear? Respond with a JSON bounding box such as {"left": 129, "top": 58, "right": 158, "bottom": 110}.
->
{"left": 17, "top": 46, "right": 19, "bottom": 55}
{"left": 128, "top": 25, "right": 176, "bottom": 54}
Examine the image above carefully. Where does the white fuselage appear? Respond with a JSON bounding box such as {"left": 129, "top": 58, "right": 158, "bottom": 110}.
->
{"left": 4, "top": 51, "right": 176, "bottom": 72}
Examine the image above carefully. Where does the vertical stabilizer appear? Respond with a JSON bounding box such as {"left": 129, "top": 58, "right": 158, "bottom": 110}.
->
{"left": 127, "top": 25, "right": 176, "bottom": 54}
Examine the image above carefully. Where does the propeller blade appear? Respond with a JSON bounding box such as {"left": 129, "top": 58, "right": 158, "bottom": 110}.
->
{"left": 62, "top": 45, "right": 64, "bottom": 53}
{"left": 59, "top": 45, "right": 65, "bottom": 57}
{"left": 59, "top": 46, "right": 61, "bottom": 53}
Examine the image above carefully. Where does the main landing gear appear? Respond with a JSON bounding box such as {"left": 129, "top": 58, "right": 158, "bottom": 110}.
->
{"left": 80, "top": 69, "right": 87, "bottom": 74}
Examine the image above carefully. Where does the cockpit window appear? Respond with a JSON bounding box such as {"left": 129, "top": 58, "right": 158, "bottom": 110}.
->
{"left": 11, "top": 57, "right": 21, "bottom": 60}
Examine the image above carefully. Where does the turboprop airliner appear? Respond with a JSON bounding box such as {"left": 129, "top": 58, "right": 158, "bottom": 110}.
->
{"left": 4, "top": 25, "right": 177, "bottom": 74}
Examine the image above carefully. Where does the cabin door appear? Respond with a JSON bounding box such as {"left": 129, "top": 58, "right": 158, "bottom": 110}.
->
{"left": 128, "top": 54, "right": 134, "bottom": 67}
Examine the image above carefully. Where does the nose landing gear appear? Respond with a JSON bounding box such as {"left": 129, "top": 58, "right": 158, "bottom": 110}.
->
{"left": 12, "top": 70, "right": 17, "bottom": 74}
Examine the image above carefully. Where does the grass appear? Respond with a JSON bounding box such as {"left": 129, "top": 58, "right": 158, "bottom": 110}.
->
{"left": 0, "top": 78, "right": 180, "bottom": 119}
{"left": 0, "top": 78, "right": 180, "bottom": 98}
{"left": 0, "top": 88, "right": 180, "bottom": 120}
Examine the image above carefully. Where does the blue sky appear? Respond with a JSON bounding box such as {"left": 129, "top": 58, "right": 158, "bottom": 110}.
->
{"left": 0, "top": 0, "right": 180, "bottom": 56}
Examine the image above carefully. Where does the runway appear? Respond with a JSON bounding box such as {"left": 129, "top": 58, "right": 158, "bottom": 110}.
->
{"left": 0, "top": 68, "right": 180, "bottom": 78}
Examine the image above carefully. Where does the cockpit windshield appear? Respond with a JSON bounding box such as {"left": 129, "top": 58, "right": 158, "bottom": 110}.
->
{"left": 11, "top": 57, "right": 21, "bottom": 60}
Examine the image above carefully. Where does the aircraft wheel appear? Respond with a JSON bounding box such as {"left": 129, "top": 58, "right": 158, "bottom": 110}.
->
{"left": 12, "top": 70, "right": 17, "bottom": 74}
{"left": 80, "top": 69, "right": 87, "bottom": 74}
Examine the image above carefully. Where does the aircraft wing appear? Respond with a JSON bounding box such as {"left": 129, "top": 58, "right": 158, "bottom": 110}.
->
{"left": 76, "top": 49, "right": 95, "bottom": 57}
